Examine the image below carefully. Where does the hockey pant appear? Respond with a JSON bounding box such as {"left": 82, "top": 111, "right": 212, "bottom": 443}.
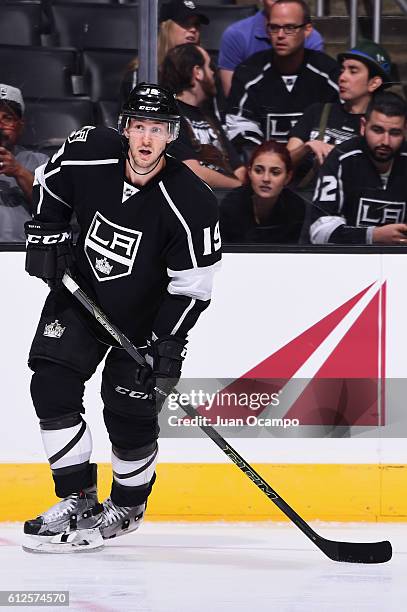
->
{"left": 28, "top": 290, "right": 159, "bottom": 507}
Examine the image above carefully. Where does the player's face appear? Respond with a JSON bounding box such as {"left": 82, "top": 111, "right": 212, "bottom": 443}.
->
{"left": 361, "top": 111, "right": 406, "bottom": 163}
{"left": 169, "top": 17, "right": 201, "bottom": 47}
{"left": 0, "top": 104, "right": 23, "bottom": 147}
{"left": 248, "top": 151, "right": 291, "bottom": 199}
{"left": 267, "top": 3, "right": 311, "bottom": 57}
{"left": 125, "top": 118, "right": 172, "bottom": 170}
{"left": 339, "top": 59, "right": 382, "bottom": 102}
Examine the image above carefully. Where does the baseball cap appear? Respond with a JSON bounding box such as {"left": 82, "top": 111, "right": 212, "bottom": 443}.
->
{"left": 159, "top": 0, "right": 210, "bottom": 25}
{"left": 338, "top": 40, "right": 392, "bottom": 84}
{"left": 0, "top": 83, "right": 25, "bottom": 116}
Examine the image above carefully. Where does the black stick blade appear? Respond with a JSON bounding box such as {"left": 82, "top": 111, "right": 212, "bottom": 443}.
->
{"left": 318, "top": 537, "right": 392, "bottom": 564}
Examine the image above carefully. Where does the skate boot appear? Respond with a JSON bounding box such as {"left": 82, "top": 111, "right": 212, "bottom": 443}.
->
{"left": 99, "top": 497, "right": 145, "bottom": 540}
{"left": 23, "top": 488, "right": 104, "bottom": 554}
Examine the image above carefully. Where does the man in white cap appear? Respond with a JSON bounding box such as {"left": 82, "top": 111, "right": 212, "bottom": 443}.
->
{"left": 0, "top": 84, "right": 48, "bottom": 242}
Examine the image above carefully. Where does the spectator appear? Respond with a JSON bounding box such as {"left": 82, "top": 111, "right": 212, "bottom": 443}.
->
{"left": 158, "top": 0, "right": 209, "bottom": 67}
{"left": 287, "top": 40, "right": 392, "bottom": 190}
{"left": 310, "top": 92, "right": 407, "bottom": 245}
{"left": 121, "top": 0, "right": 209, "bottom": 103}
{"left": 226, "top": 0, "right": 339, "bottom": 152}
{"left": 219, "top": 0, "right": 324, "bottom": 97}
{"left": 220, "top": 140, "right": 305, "bottom": 243}
{"left": 0, "top": 84, "right": 48, "bottom": 242}
{"left": 160, "top": 43, "right": 245, "bottom": 189}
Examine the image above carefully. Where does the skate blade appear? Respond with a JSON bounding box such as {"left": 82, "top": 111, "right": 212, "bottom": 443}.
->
{"left": 22, "top": 528, "right": 104, "bottom": 554}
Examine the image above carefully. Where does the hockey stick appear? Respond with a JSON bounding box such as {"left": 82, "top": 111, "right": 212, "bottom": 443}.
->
{"left": 62, "top": 271, "right": 392, "bottom": 564}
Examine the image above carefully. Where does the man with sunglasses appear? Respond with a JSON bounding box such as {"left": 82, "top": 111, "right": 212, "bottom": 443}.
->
{"left": 226, "top": 0, "right": 339, "bottom": 153}
{"left": 0, "top": 84, "right": 48, "bottom": 242}
{"left": 22, "top": 83, "right": 221, "bottom": 553}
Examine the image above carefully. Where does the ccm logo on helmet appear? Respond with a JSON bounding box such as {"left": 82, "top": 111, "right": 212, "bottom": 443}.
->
{"left": 115, "top": 385, "right": 150, "bottom": 400}
{"left": 138, "top": 105, "right": 159, "bottom": 111}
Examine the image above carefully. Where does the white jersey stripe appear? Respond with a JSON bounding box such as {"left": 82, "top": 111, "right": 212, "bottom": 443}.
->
{"left": 167, "top": 261, "right": 220, "bottom": 301}
{"left": 44, "top": 167, "right": 62, "bottom": 179}
{"left": 339, "top": 149, "right": 363, "bottom": 161}
{"left": 36, "top": 185, "right": 44, "bottom": 215}
{"left": 34, "top": 164, "right": 72, "bottom": 209}
{"left": 310, "top": 216, "right": 345, "bottom": 244}
{"left": 305, "top": 63, "right": 339, "bottom": 91}
{"left": 171, "top": 298, "right": 196, "bottom": 335}
{"left": 237, "top": 62, "right": 271, "bottom": 115}
{"left": 61, "top": 159, "right": 119, "bottom": 166}
{"left": 159, "top": 181, "right": 198, "bottom": 268}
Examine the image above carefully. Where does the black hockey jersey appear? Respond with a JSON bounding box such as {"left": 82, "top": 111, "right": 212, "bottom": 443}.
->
{"left": 226, "top": 49, "right": 340, "bottom": 147}
{"left": 32, "top": 126, "right": 221, "bottom": 343}
{"left": 289, "top": 102, "right": 362, "bottom": 146}
{"left": 310, "top": 136, "right": 407, "bottom": 244}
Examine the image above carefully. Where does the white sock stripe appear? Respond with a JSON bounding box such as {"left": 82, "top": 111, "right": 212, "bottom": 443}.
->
{"left": 112, "top": 446, "right": 158, "bottom": 488}
{"left": 41, "top": 421, "right": 92, "bottom": 470}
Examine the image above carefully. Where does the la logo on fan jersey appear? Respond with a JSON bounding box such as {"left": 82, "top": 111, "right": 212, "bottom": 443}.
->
{"left": 266, "top": 112, "right": 302, "bottom": 142}
{"left": 84, "top": 212, "right": 142, "bottom": 282}
{"left": 356, "top": 198, "right": 406, "bottom": 227}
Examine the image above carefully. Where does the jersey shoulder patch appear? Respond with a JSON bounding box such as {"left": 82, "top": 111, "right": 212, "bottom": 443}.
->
{"left": 63, "top": 126, "right": 123, "bottom": 161}
{"left": 67, "top": 126, "right": 95, "bottom": 143}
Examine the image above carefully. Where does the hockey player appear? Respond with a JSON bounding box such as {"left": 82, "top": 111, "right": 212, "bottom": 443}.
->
{"left": 310, "top": 91, "right": 407, "bottom": 244}
{"left": 22, "top": 83, "right": 221, "bottom": 552}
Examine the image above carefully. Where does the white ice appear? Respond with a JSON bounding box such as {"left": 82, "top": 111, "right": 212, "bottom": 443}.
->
{"left": 0, "top": 522, "right": 405, "bottom": 612}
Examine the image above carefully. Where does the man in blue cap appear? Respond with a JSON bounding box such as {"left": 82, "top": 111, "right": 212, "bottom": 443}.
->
{"left": 287, "top": 40, "right": 393, "bottom": 186}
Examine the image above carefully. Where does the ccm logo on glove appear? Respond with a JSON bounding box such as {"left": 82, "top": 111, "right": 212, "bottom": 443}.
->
{"left": 26, "top": 231, "right": 71, "bottom": 245}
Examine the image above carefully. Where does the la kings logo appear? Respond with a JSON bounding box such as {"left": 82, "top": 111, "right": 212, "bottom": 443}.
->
{"left": 85, "top": 211, "right": 142, "bottom": 282}
{"left": 356, "top": 198, "right": 406, "bottom": 227}
{"left": 266, "top": 112, "right": 302, "bottom": 142}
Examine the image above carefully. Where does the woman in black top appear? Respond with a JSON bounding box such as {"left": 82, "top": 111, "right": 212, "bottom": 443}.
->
{"left": 220, "top": 140, "right": 305, "bottom": 244}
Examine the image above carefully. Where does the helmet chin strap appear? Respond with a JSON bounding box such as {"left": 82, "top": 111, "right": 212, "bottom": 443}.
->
{"left": 126, "top": 150, "right": 165, "bottom": 176}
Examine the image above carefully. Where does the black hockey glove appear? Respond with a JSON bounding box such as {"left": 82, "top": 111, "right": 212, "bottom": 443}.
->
{"left": 25, "top": 220, "right": 73, "bottom": 290}
{"left": 135, "top": 336, "right": 187, "bottom": 411}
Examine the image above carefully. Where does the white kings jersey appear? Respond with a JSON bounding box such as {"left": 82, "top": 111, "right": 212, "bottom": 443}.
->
{"left": 32, "top": 126, "right": 222, "bottom": 343}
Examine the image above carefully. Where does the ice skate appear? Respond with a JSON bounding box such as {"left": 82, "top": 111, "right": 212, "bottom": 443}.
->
{"left": 23, "top": 489, "right": 104, "bottom": 554}
{"left": 99, "top": 497, "right": 145, "bottom": 540}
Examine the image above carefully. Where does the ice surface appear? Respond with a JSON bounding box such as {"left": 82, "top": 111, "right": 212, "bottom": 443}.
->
{"left": 0, "top": 522, "right": 405, "bottom": 612}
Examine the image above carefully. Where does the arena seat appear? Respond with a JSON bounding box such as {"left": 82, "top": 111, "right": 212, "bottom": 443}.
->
{"left": 200, "top": 5, "right": 258, "bottom": 51}
{"left": 0, "top": 1, "right": 44, "bottom": 46}
{"left": 96, "top": 100, "right": 120, "bottom": 129}
{"left": 50, "top": 2, "right": 139, "bottom": 49}
{"left": 0, "top": 46, "right": 83, "bottom": 99}
{"left": 20, "top": 98, "right": 95, "bottom": 153}
{"left": 83, "top": 49, "right": 136, "bottom": 101}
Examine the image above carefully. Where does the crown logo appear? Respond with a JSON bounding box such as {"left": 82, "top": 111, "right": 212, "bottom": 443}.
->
{"left": 95, "top": 257, "right": 113, "bottom": 275}
{"left": 43, "top": 320, "right": 66, "bottom": 338}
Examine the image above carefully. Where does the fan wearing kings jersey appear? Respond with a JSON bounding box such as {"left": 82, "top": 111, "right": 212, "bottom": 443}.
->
{"left": 22, "top": 83, "right": 221, "bottom": 553}
{"left": 310, "top": 91, "right": 407, "bottom": 244}
{"left": 225, "top": 0, "right": 339, "bottom": 151}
